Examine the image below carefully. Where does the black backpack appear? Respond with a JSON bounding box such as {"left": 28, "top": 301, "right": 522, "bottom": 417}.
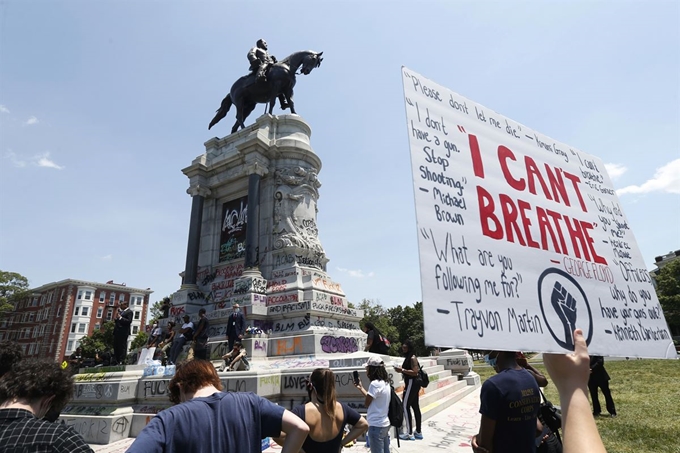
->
{"left": 417, "top": 360, "right": 430, "bottom": 388}
{"left": 388, "top": 385, "right": 404, "bottom": 428}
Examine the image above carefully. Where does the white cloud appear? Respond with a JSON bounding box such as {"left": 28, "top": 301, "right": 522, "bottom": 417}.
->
{"left": 336, "top": 267, "right": 375, "bottom": 278}
{"left": 35, "top": 152, "right": 64, "bottom": 170}
{"left": 5, "top": 150, "right": 26, "bottom": 168}
{"left": 604, "top": 163, "right": 627, "bottom": 181}
{"left": 617, "top": 159, "right": 680, "bottom": 196}
{"left": 0, "top": 105, "right": 9, "bottom": 114}
{"left": 101, "top": 254, "right": 113, "bottom": 261}
{"left": 25, "top": 116, "right": 39, "bottom": 125}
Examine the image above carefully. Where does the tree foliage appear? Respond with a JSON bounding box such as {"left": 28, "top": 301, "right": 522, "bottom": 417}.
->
{"left": 78, "top": 321, "right": 115, "bottom": 357}
{"left": 0, "top": 270, "right": 29, "bottom": 318}
{"left": 655, "top": 259, "right": 680, "bottom": 329}
{"left": 359, "top": 299, "right": 428, "bottom": 357}
{"left": 130, "top": 332, "right": 149, "bottom": 350}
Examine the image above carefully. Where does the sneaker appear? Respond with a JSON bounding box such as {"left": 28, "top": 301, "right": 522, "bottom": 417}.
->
{"left": 592, "top": 412, "right": 601, "bottom": 417}
{"left": 399, "top": 433, "right": 415, "bottom": 441}
{"left": 414, "top": 431, "right": 424, "bottom": 440}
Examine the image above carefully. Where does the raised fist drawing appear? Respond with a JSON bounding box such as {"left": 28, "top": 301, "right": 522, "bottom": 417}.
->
{"left": 551, "top": 281, "right": 577, "bottom": 349}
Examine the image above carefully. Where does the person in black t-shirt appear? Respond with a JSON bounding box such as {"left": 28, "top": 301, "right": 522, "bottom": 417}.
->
{"left": 472, "top": 351, "right": 541, "bottom": 453}
{"left": 362, "top": 322, "right": 387, "bottom": 354}
{"left": 193, "top": 309, "right": 210, "bottom": 360}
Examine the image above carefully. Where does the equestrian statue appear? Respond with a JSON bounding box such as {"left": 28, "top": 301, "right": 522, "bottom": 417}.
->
{"left": 208, "top": 39, "right": 323, "bottom": 134}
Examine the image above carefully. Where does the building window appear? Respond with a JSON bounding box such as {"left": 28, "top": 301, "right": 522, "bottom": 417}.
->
{"left": 53, "top": 324, "right": 58, "bottom": 334}
{"left": 67, "top": 340, "right": 73, "bottom": 352}
{"left": 134, "top": 311, "right": 140, "bottom": 320}
{"left": 71, "top": 323, "right": 77, "bottom": 333}
{"left": 132, "top": 326, "right": 138, "bottom": 334}
{"left": 84, "top": 291, "right": 91, "bottom": 300}
{"left": 31, "top": 297, "right": 38, "bottom": 307}
{"left": 74, "top": 306, "right": 80, "bottom": 316}
{"left": 100, "top": 291, "right": 106, "bottom": 302}
{"left": 33, "top": 326, "right": 39, "bottom": 338}
{"left": 109, "top": 293, "right": 115, "bottom": 305}
{"left": 49, "top": 343, "right": 54, "bottom": 353}
{"left": 56, "top": 307, "right": 62, "bottom": 317}
{"left": 82, "top": 307, "right": 90, "bottom": 316}
{"left": 29, "top": 313, "right": 35, "bottom": 322}
{"left": 119, "top": 293, "right": 125, "bottom": 302}
{"left": 77, "top": 291, "right": 83, "bottom": 300}
{"left": 28, "top": 344, "right": 35, "bottom": 355}
{"left": 78, "top": 324, "right": 87, "bottom": 333}
{"left": 40, "top": 325, "right": 46, "bottom": 335}
{"left": 106, "top": 309, "right": 113, "bottom": 321}
{"left": 95, "top": 323, "right": 100, "bottom": 330}
{"left": 97, "top": 307, "right": 103, "bottom": 318}
{"left": 60, "top": 289, "right": 65, "bottom": 301}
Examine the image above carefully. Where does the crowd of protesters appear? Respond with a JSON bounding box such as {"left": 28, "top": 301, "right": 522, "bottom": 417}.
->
{"left": 1, "top": 322, "right": 610, "bottom": 453}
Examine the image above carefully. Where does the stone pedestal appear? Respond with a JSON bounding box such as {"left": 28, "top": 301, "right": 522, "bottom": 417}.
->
{"left": 168, "top": 114, "right": 362, "bottom": 353}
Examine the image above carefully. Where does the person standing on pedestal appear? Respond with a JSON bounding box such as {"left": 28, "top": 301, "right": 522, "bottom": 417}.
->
{"left": 226, "top": 304, "right": 245, "bottom": 351}
{"left": 193, "top": 308, "right": 210, "bottom": 360}
{"left": 168, "top": 315, "right": 194, "bottom": 365}
{"left": 113, "top": 300, "right": 132, "bottom": 365}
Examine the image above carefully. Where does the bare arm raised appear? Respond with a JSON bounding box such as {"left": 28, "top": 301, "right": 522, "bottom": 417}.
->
{"left": 543, "top": 329, "right": 607, "bottom": 453}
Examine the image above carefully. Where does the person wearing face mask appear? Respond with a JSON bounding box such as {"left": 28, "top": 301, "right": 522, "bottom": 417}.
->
{"left": 0, "top": 359, "right": 94, "bottom": 452}
{"left": 226, "top": 303, "right": 246, "bottom": 352}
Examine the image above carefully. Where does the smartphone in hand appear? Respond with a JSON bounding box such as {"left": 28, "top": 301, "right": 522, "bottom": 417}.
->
{"left": 353, "top": 370, "right": 360, "bottom": 385}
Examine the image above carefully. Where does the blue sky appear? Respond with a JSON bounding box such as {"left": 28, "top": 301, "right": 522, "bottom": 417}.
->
{"left": 1, "top": 1, "right": 678, "bottom": 311}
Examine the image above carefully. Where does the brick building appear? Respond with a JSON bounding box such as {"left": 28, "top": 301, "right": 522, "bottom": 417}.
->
{"left": 0, "top": 279, "right": 153, "bottom": 361}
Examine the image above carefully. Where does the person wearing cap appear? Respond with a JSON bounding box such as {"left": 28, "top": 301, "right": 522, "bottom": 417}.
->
{"left": 221, "top": 341, "right": 250, "bottom": 371}
{"left": 226, "top": 303, "right": 246, "bottom": 352}
{"left": 168, "top": 315, "right": 194, "bottom": 365}
{"left": 353, "top": 356, "right": 391, "bottom": 453}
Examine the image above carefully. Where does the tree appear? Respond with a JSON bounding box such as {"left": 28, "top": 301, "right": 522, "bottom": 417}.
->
{"left": 388, "top": 302, "right": 427, "bottom": 357}
{"left": 358, "top": 299, "right": 400, "bottom": 356}
{"left": 78, "top": 321, "right": 115, "bottom": 357}
{"left": 655, "top": 259, "right": 680, "bottom": 332}
{"left": 0, "top": 271, "right": 29, "bottom": 318}
{"left": 130, "top": 332, "right": 149, "bottom": 350}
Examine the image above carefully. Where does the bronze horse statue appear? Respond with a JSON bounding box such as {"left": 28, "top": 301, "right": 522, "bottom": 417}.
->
{"left": 208, "top": 50, "right": 323, "bottom": 133}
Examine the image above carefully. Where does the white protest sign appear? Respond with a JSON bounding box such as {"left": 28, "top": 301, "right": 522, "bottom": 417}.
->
{"left": 402, "top": 67, "right": 676, "bottom": 359}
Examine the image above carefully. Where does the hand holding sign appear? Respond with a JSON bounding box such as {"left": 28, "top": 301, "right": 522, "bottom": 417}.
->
{"left": 551, "top": 281, "right": 577, "bottom": 349}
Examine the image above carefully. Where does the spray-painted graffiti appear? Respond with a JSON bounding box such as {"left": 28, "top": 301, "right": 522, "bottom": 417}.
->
{"left": 254, "top": 340, "right": 267, "bottom": 353}
{"left": 169, "top": 306, "right": 185, "bottom": 317}
{"left": 268, "top": 301, "right": 310, "bottom": 315}
{"left": 273, "top": 337, "right": 304, "bottom": 355}
{"left": 319, "top": 336, "right": 360, "bottom": 354}
{"left": 311, "top": 302, "right": 357, "bottom": 317}
{"left": 268, "top": 294, "right": 299, "bottom": 305}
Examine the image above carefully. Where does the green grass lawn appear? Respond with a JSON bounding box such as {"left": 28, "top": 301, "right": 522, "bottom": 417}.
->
{"left": 474, "top": 359, "right": 680, "bottom": 453}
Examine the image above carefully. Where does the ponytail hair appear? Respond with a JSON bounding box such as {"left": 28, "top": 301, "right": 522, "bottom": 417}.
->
{"left": 309, "top": 368, "right": 336, "bottom": 418}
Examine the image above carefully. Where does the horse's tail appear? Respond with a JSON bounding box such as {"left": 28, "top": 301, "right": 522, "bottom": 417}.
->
{"left": 208, "top": 94, "right": 232, "bottom": 130}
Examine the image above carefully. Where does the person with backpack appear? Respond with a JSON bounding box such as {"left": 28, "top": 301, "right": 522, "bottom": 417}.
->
{"left": 362, "top": 322, "right": 389, "bottom": 354}
{"left": 394, "top": 339, "right": 423, "bottom": 440}
{"left": 353, "top": 356, "right": 392, "bottom": 453}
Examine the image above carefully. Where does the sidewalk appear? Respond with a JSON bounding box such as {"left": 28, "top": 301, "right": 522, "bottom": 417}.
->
{"left": 92, "top": 387, "right": 482, "bottom": 453}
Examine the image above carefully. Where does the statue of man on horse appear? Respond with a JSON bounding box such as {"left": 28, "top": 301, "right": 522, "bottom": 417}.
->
{"left": 247, "top": 39, "right": 288, "bottom": 110}
{"left": 208, "top": 41, "right": 323, "bottom": 134}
